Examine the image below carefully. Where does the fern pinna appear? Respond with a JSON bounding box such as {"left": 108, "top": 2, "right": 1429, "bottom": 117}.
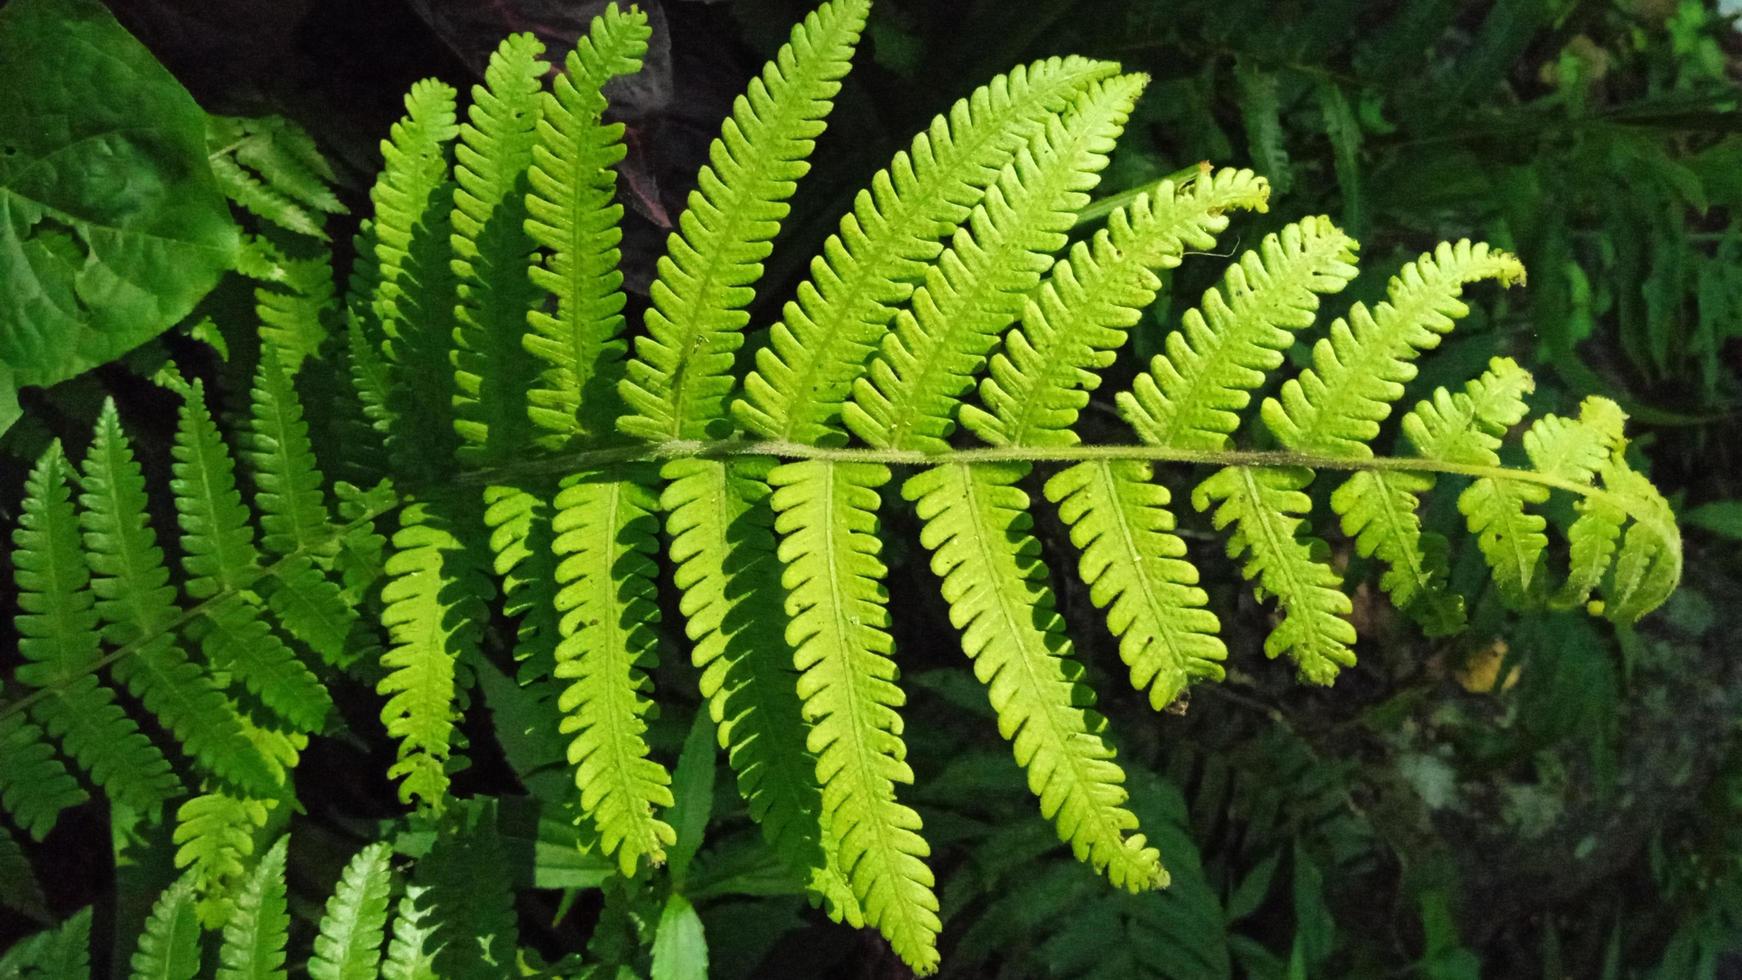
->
{"left": 0, "top": 0, "right": 1682, "bottom": 974}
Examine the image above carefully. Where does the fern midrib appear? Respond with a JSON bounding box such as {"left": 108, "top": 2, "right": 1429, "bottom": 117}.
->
{"left": 4, "top": 440, "right": 1665, "bottom": 729}
{"left": 258, "top": 395, "right": 323, "bottom": 554}
{"left": 185, "top": 423, "right": 256, "bottom": 593}
{"left": 595, "top": 475, "right": 661, "bottom": 850}
{"left": 1364, "top": 473, "right": 1435, "bottom": 599}
{"left": 955, "top": 463, "right": 1149, "bottom": 875}
{"left": 462, "top": 439, "right": 1661, "bottom": 529}
{"left": 22, "top": 486, "right": 99, "bottom": 685}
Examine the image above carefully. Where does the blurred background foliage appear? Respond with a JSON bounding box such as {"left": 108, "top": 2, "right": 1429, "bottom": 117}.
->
{"left": 5, "top": 0, "right": 1741, "bottom": 976}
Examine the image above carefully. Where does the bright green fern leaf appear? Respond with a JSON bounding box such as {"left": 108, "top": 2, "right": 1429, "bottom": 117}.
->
{"left": 619, "top": 0, "right": 870, "bottom": 442}
{"left": 1261, "top": 240, "right": 1526, "bottom": 457}
{"left": 1330, "top": 470, "right": 1462, "bottom": 634}
{"left": 216, "top": 836, "right": 290, "bottom": 980}
{"left": 844, "top": 73, "right": 1147, "bottom": 453}
{"left": 378, "top": 496, "right": 494, "bottom": 808}
{"left": 734, "top": 54, "right": 1123, "bottom": 445}
{"left": 1119, "top": 215, "right": 1361, "bottom": 451}
{"left": 244, "top": 350, "right": 357, "bottom": 666}
{"left": 1592, "top": 454, "right": 1680, "bottom": 624}
{"left": 173, "top": 723, "right": 301, "bottom": 928}
{"left": 1046, "top": 459, "right": 1226, "bottom": 709}
{"left": 309, "top": 843, "right": 394, "bottom": 980}
{"left": 905, "top": 462, "right": 1166, "bottom": 891}
{"left": 381, "top": 885, "right": 440, "bottom": 980}
{"left": 1193, "top": 466, "right": 1356, "bottom": 684}
{"left": 962, "top": 167, "right": 1272, "bottom": 448}
{"left": 131, "top": 874, "right": 202, "bottom": 980}
{"left": 452, "top": 32, "right": 548, "bottom": 465}
{"left": 1407, "top": 359, "right": 1543, "bottom": 606}
{"left": 661, "top": 456, "right": 860, "bottom": 919}
{"left": 370, "top": 79, "right": 464, "bottom": 474}
{"left": 767, "top": 458, "right": 941, "bottom": 975}
{"left": 524, "top": 3, "right": 651, "bottom": 446}
{"left": 549, "top": 467, "right": 676, "bottom": 874}
{"left": 12, "top": 441, "right": 179, "bottom": 816}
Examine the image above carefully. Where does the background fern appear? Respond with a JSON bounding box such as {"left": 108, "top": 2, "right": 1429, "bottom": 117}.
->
{"left": 1, "top": 0, "right": 1732, "bottom": 977}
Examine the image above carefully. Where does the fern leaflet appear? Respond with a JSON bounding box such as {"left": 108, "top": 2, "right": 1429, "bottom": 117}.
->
{"left": 619, "top": 0, "right": 870, "bottom": 441}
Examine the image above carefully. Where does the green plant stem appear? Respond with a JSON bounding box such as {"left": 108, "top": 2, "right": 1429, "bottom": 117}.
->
{"left": 1, "top": 437, "right": 1672, "bottom": 729}
{"left": 467, "top": 438, "right": 1612, "bottom": 503}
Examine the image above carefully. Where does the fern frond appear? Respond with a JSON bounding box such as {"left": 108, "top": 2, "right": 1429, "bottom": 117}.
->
{"left": 345, "top": 312, "right": 395, "bottom": 443}
{"left": 245, "top": 349, "right": 334, "bottom": 556}
{"left": 905, "top": 463, "right": 1165, "bottom": 891}
{"left": 411, "top": 798, "right": 520, "bottom": 975}
{"left": 1046, "top": 460, "right": 1225, "bottom": 708}
{"left": 209, "top": 114, "right": 346, "bottom": 240}
{"left": 1118, "top": 216, "right": 1361, "bottom": 451}
{"left": 0, "top": 699, "right": 84, "bottom": 840}
{"left": 767, "top": 458, "right": 941, "bottom": 975}
{"left": 452, "top": 32, "right": 547, "bottom": 465}
{"left": 1044, "top": 218, "right": 1358, "bottom": 692}
{"left": 309, "top": 843, "right": 394, "bottom": 980}
{"left": 735, "top": 54, "right": 1123, "bottom": 445}
{"left": 1262, "top": 239, "right": 1525, "bottom": 457}
{"left": 378, "top": 496, "right": 494, "bottom": 808}
{"left": 1401, "top": 360, "right": 1535, "bottom": 610}
{"left": 524, "top": 4, "right": 651, "bottom": 446}
{"left": 370, "top": 80, "right": 463, "bottom": 474}
{"left": 1461, "top": 397, "right": 1623, "bottom": 605}
{"left": 254, "top": 247, "right": 337, "bottom": 376}
{"left": 244, "top": 350, "right": 357, "bottom": 666}
{"left": 481, "top": 483, "right": 562, "bottom": 678}
{"left": 1591, "top": 453, "right": 1680, "bottom": 624}
{"left": 1330, "top": 470, "right": 1462, "bottom": 634}
{"left": 661, "top": 456, "right": 860, "bottom": 918}
{"left": 1193, "top": 466, "right": 1355, "bottom": 684}
{"left": 619, "top": 0, "right": 870, "bottom": 442}
{"left": 381, "top": 885, "right": 440, "bottom": 980}
{"left": 0, "top": 906, "right": 89, "bottom": 977}
{"left": 173, "top": 722, "right": 301, "bottom": 928}
{"left": 217, "top": 836, "right": 290, "bottom": 980}
{"left": 962, "top": 168, "right": 1271, "bottom": 448}
{"left": 549, "top": 467, "right": 676, "bottom": 874}
{"left": 844, "top": 73, "right": 1146, "bottom": 453}
{"left": 131, "top": 874, "right": 202, "bottom": 980}
{"left": 174, "top": 792, "right": 268, "bottom": 925}
{"left": 171, "top": 380, "right": 261, "bottom": 598}
{"left": 172, "top": 381, "right": 331, "bottom": 730}
{"left": 12, "top": 441, "right": 179, "bottom": 816}
{"left": 80, "top": 402, "right": 276, "bottom": 794}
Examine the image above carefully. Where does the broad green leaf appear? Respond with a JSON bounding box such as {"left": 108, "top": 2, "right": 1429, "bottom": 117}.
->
{"left": 650, "top": 893, "right": 708, "bottom": 980}
{"left": 0, "top": 0, "right": 238, "bottom": 434}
